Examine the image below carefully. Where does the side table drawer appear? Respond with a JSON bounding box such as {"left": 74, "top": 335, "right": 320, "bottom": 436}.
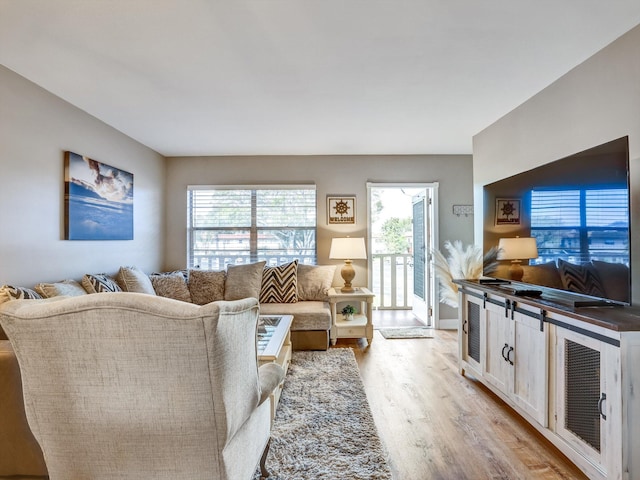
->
{"left": 339, "top": 326, "right": 366, "bottom": 337}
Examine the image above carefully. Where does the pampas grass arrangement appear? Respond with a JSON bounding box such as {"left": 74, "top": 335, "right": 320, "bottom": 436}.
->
{"left": 433, "top": 241, "right": 499, "bottom": 308}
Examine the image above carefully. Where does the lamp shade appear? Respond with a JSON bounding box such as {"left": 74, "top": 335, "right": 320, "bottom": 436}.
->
{"left": 329, "top": 237, "right": 367, "bottom": 260}
{"left": 497, "top": 237, "right": 538, "bottom": 261}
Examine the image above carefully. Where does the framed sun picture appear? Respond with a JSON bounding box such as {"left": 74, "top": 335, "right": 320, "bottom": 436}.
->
{"left": 495, "top": 198, "right": 521, "bottom": 225}
{"left": 327, "top": 195, "right": 356, "bottom": 224}
{"left": 64, "top": 151, "right": 134, "bottom": 240}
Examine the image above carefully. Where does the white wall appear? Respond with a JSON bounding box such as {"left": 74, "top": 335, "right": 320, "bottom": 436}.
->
{"left": 473, "top": 25, "right": 640, "bottom": 303}
{"left": 164, "top": 154, "right": 474, "bottom": 319}
{"left": 0, "top": 66, "right": 166, "bottom": 286}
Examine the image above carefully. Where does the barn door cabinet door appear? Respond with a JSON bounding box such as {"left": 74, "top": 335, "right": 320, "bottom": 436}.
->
{"left": 484, "top": 298, "right": 548, "bottom": 427}
{"left": 553, "top": 326, "right": 623, "bottom": 479}
{"left": 459, "top": 293, "right": 484, "bottom": 378}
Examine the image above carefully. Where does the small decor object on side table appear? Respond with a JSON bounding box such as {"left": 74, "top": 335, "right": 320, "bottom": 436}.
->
{"left": 328, "top": 287, "right": 376, "bottom": 345}
{"left": 341, "top": 304, "right": 356, "bottom": 321}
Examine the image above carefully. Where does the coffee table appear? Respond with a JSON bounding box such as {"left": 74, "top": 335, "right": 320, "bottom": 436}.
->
{"left": 257, "top": 314, "right": 293, "bottom": 421}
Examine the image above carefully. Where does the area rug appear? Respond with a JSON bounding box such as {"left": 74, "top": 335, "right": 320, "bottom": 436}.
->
{"left": 378, "top": 326, "right": 434, "bottom": 339}
{"left": 255, "top": 349, "right": 393, "bottom": 480}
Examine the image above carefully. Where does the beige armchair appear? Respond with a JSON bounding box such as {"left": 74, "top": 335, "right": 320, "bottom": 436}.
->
{"left": 0, "top": 293, "right": 283, "bottom": 480}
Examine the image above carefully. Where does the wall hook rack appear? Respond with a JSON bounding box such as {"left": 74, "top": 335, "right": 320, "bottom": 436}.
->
{"left": 453, "top": 205, "right": 473, "bottom": 217}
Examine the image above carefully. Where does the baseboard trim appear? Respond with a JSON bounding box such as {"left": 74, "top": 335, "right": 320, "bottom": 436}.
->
{"left": 438, "top": 318, "right": 458, "bottom": 330}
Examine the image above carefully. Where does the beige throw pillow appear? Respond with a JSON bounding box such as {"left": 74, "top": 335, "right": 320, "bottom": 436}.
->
{"left": 297, "top": 264, "right": 336, "bottom": 301}
{"left": 34, "top": 280, "right": 87, "bottom": 298}
{"left": 224, "top": 261, "right": 266, "bottom": 301}
{"left": 188, "top": 269, "right": 226, "bottom": 305}
{"left": 150, "top": 271, "right": 193, "bottom": 303}
{"left": 116, "top": 266, "right": 156, "bottom": 295}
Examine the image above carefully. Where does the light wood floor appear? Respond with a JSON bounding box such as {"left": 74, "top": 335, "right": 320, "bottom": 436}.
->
{"left": 334, "top": 312, "right": 588, "bottom": 480}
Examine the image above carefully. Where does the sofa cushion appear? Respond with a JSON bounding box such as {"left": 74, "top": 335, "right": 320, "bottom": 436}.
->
{"left": 259, "top": 301, "right": 331, "bottom": 331}
{"left": 34, "top": 280, "right": 87, "bottom": 298}
{"left": 188, "top": 269, "right": 226, "bottom": 305}
{"left": 260, "top": 260, "right": 298, "bottom": 304}
{"left": 297, "top": 264, "right": 336, "bottom": 301}
{"left": 82, "top": 274, "right": 122, "bottom": 294}
{"left": 150, "top": 271, "right": 193, "bottom": 303}
{"left": 116, "top": 266, "right": 156, "bottom": 295}
{"left": 558, "top": 259, "right": 606, "bottom": 298}
{"left": 224, "top": 262, "right": 266, "bottom": 301}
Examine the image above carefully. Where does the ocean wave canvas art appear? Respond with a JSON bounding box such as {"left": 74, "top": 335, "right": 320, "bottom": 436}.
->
{"left": 64, "top": 151, "right": 134, "bottom": 240}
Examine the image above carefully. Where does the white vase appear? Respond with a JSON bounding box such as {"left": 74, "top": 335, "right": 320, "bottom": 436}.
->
{"left": 344, "top": 313, "right": 354, "bottom": 321}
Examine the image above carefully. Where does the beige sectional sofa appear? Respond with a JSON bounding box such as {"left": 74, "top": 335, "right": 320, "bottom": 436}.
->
{"left": 0, "top": 260, "right": 336, "bottom": 350}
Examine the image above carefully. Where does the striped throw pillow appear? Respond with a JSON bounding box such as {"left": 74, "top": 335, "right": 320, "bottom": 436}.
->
{"left": 82, "top": 274, "right": 122, "bottom": 294}
{"left": 260, "top": 260, "right": 298, "bottom": 304}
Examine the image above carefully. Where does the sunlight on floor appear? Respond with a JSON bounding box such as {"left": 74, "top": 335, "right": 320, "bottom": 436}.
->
{"left": 372, "top": 309, "right": 426, "bottom": 329}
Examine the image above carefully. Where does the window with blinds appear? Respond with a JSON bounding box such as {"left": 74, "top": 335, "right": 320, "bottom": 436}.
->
{"left": 187, "top": 186, "right": 317, "bottom": 269}
{"left": 530, "top": 188, "right": 629, "bottom": 264}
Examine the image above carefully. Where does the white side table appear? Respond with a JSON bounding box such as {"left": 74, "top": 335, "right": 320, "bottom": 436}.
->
{"left": 328, "top": 287, "right": 376, "bottom": 345}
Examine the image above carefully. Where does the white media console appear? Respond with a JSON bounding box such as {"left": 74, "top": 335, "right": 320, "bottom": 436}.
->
{"left": 455, "top": 280, "right": 640, "bottom": 480}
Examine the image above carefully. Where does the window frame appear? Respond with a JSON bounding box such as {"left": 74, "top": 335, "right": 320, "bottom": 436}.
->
{"left": 187, "top": 185, "right": 317, "bottom": 269}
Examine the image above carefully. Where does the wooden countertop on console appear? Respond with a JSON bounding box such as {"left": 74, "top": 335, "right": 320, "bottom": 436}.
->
{"left": 454, "top": 279, "right": 640, "bottom": 333}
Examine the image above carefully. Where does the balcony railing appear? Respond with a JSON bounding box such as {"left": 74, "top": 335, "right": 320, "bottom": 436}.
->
{"left": 371, "top": 253, "right": 413, "bottom": 310}
{"left": 192, "top": 252, "right": 414, "bottom": 311}
{"left": 191, "top": 254, "right": 316, "bottom": 270}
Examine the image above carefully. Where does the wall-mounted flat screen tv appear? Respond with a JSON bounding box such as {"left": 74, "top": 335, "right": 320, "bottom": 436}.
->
{"left": 483, "top": 136, "right": 630, "bottom": 305}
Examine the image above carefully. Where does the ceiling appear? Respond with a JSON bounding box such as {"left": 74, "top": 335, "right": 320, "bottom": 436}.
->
{"left": 1, "top": 1, "right": 640, "bottom": 157}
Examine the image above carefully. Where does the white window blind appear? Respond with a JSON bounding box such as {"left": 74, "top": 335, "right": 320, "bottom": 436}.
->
{"left": 187, "top": 186, "right": 316, "bottom": 269}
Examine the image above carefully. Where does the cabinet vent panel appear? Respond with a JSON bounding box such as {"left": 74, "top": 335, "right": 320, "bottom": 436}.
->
{"left": 467, "top": 301, "right": 480, "bottom": 363}
{"left": 565, "top": 339, "right": 601, "bottom": 452}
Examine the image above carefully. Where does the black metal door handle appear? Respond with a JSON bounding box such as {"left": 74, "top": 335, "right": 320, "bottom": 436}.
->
{"left": 507, "top": 346, "right": 514, "bottom": 365}
{"left": 463, "top": 319, "right": 468, "bottom": 335}
{"left": 502, "top": 343, "right": 509, "bottom": 362}
{"left": 598, "top": 393, "right": 607, "bottom": 421}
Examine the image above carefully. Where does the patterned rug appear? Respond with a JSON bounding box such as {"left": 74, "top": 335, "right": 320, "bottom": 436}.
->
{"left": 255, "top": 349, "right": 393, "bottom": 480}
{"left": 378, "top": 326, "right": 434, "bottom": 339}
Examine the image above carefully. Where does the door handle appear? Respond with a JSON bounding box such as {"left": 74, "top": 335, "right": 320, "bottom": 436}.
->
{"left": 463, "top": 319, "right": 468, "bottom": 335}
{"left": 502, "top": 343, "right": 509, "bottom": 362}
{"left": 598, "top": 393, "right": 607, "bottom": 421}
{"left": 507, "top": 346, "right": 514, "bottom": 365}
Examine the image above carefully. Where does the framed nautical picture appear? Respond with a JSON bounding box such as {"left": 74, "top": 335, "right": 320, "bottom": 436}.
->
{"left": 495, "top": 198, "right": 521, "bottom": 226}
{"left": 64, "top": 151, "right": 134, "bottom": 240}
{"left": 327, "top": 195, "right": 356, "bottom": 224}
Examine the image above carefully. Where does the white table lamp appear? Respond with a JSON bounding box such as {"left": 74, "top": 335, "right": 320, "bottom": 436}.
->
{"left": 329, "top": 237, "right": 367, "bottom": 292}
{"left": 497, "top": 237, "right": 538, "bottom": 281}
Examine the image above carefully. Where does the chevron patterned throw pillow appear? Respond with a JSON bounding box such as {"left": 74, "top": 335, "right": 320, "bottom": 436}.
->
{"left": 260, "top": 260, "right": 299, "bottom": 304}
